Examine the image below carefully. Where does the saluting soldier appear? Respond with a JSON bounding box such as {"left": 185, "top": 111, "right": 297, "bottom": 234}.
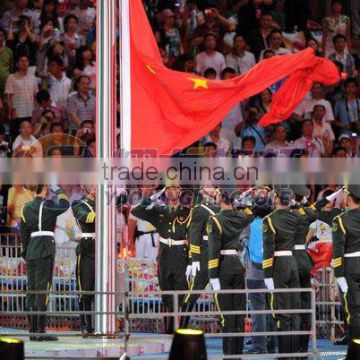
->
{"left": 131, "top": 179, "right": 192, "bottom": 334}
{"left": 290, "top": 185, "right": 342, "bottom": 353}
{"left": 262, "top": 185, "right": 302, "bottom": 358}
{"left": 332, "top": 185, "right": 360, "bottom": 356}
{"left": 180, "top": 185, "right": 221, "bottom": 328}
{"left": 207, "top": 189, "right": 254, "bottom": 356}
{"left": 20, "top": 185, "right": 70, "bottom": 341}
{"left": 72, "top": 186, "right": 96, "bottom": 336}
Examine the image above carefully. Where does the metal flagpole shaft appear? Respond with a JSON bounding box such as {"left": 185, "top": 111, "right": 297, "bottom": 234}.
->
{"left": 96, "top": 0, "right": 117, "bottom": 334}
{"left": 120, "top": 0, "right": 131, "bottom": 152}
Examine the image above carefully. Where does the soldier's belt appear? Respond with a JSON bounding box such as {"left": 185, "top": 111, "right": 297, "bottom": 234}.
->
{"left": 203, "top": 236, "right": 209, "bottom": 241}
{"left": 344, "top": 251, "right": 360, "bottom": 258}
{"left": 159, "top": 237, "right": 187, "bottom": 246}
{"left": 31, "top": 231, "right": 55, "bottom": 238}
{"left": 137, "top": 230, "right": 158, "bottom": 237}
{"left": 274, "top": 250, "right": 293, "bottom": 256}
{"left": 294, "top": 245, "right": 306, "bottom": 250}
{"left": 220, "top": 249, "right": 238, "bottom": 255}
{"left": 81, "top": 233, "right": 95, "bottom": 238}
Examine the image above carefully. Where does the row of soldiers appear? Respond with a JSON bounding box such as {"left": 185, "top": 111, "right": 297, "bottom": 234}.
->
{"left": 20, "top": 185, "right": 96, "bottom": 341}
{"left": 18, "top": 181, "right": 360, "bottom": 358}
{"left": 131, "top": 181, "right": 360, "bottom": 359}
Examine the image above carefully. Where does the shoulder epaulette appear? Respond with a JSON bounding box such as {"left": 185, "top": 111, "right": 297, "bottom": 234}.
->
{"left": 263, "top": 214, "right": 276, "bottom": 234}
{"left": 209, "top": 215, "right": 222, "bottom": 234}
{"left": 297, "top": 208, "right": 306, "bottom": 215}
{"left": 334, "top": 213, "right": 346, "bottom": 234}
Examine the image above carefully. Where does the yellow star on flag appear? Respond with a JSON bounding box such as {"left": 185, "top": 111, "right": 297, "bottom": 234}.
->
{"left": 188, "top": 77, "right": 208, "bottom": 90}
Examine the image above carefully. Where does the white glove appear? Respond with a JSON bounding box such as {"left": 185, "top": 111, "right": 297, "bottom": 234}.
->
{"left": 301, "top": 196, "right": 308, "bottom": 204}
{"left": 210, "top": 278, "right": 221, "bottom": 291}
{"left": 264, "top": 278, "right": 275, "bottom": 290}
{"left": 191, "top": 261, "right": 200, "bottom": 278}
{"left": 185, "top": 265, "right": 192, "bottom": 282}
{"left": 50, "top": 185, "right": 60, "bottom": 192}
{"left": 233, "top": 188, "right": 253, "bottom": 207}
{"left": 336, "top": 277, "right": 348, "bottom": 293}
{"left": 150, "top": 187, "right": 166, "bottom": 201}
{"left": 326, "top": 188, "right": 343, "bottom": 202}
{"left": 289, "top": 199, "right": 297, "bottom": 207}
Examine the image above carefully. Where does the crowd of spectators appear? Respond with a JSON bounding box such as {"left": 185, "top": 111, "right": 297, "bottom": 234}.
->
{"left": 144, "top": 0, "right": 360, "bottom": 159}
{"left": 0, "top": 0, "right": 97, "bottom": 232}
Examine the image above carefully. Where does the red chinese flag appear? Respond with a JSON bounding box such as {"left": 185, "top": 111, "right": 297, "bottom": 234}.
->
{"left": 128, "top": 0, "right": 340, "bottom": 155}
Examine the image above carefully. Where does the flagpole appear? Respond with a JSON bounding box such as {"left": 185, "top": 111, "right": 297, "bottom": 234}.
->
{"left": 96, "top": 0, "right": 117, "bottom": 335}
{"left": 120, "top": 0, "right": 131, "bottom": 153}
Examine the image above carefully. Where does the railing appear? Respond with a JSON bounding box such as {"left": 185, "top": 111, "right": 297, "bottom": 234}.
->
{"left": 0, "top": 234, "right": 347, "bottom": 358}
{"left": 0, "top": 287, "right": 318, "bottom": 359}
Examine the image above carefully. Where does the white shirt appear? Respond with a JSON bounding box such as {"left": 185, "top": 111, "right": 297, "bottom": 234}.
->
{"left": 295, "top": 98, "right": 335, "bottom": 122}
{"left": 203, "top": 135, "right": 230, "bottom": 156}
{"left": 313, "top": 120, "right": 335, "bottom": 141}
{"left": 5, "top": 72, "right": 38, "bottom": 118}
{"left": 12, "top": 135, "right": 43, "bottom": 157}
{"left": 293, "top": 136, "right": 324, "bottom": 157}
{"left": 48, "top": 73, "right": 72, "bottom": 107}
{"left": 195, "top": 51, "right": 226, "bottom": 79}
{"left": 0, "top": 8, "right": 34, "bottom": 30}
{"left": 225, "top": 51, "right": 256, "bottom": 74}
{"left": 259, "top": 47, "right": 291, "bottom": 60}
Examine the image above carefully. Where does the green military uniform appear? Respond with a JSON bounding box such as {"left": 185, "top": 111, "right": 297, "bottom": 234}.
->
{"left": 290, "top": 185, "right": 330, "bottom": 353}
{"left": 72, "top": 196, "right": 96, "bottom": 335}
{"left": 208, "top": 207, "right": 254, "bottom": 355}
{"left": 180, "top": 200, "right": 220, "bottom": 327}
{"left": 20, "top": 187, "right": 69, "bottom": 340}
{"left": 262, "top": 206, "right": 302, "bottom": 357}
{"left": 131, "top": 196, "right": 192, "bottom": 332}
{"left": 332, "top": 185, "right": 360, "bottom": 344}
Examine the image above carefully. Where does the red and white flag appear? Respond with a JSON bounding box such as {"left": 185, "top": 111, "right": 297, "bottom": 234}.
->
{"left": 121, "top": 0, "right": 340, "bottom": 155}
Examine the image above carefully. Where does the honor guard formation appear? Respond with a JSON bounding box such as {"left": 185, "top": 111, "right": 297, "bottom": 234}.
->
{"left": 18, "top": 179, "right": 360, "bottom": 358}
{"left": 130, "top": 180, "right": 359, "bottom": 358}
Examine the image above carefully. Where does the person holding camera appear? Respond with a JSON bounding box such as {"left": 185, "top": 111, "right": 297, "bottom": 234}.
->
{"left": 7, "top": 15, "right": 37, "bottom": 68}
{"left": 32, "top": 89, "right": 68, "bottom": 131}
{"left": 33, "top": 109, "right": 55, "bottom": 138}
{"left": 234, "top": 105, "right": 267, "bottom": 153}
{"left": 0, "top": 0, "right": 33, "bottom": 31}
{"left": 73, "top": 120, "right": 94, "bottom": 156}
